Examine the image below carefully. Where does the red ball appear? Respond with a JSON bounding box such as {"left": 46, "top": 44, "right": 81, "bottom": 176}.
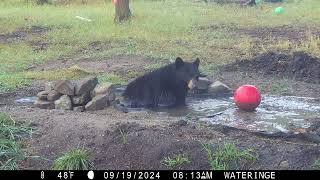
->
{"left": 234, "top": 85, "right": 261, "bottom": 112}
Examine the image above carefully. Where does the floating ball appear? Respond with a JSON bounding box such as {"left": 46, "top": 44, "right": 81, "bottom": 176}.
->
{"left": 234, "top": 85, "right": 261, "bottom": 112}
{"left": 275, "top": 7, "right": 285, "bottom": 14}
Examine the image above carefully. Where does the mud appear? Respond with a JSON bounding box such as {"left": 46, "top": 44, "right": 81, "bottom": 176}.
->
{"left": 0, "top": 26, "right": 49, "bottom": 43}
{"left": 238, "top": 25, "right": 320, "bottom": 42}
{"left": 224, "top": 51, "right": 320, "bottom": 84}
{"left": 198, "top": 24, "right": 320, "bottom": 43}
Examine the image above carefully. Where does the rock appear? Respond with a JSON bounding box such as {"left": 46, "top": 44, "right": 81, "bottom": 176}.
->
{"left": 195, "top": 77, "right": 212, "bottom": 90}
{"left": 108, "top": 92, "right": 116, "bottom": 102}
{"left": 85, "top": 94, "right": 109, "bottom": 111}
{"left": 111, "top": 98, "right": 120, "bottom": 107}
{"left": 208, "top": 81, "right": 232, "bottom": 94}
{"left": 279, "top": 161, "right": 289, "bottom": 169}
{"left": 73, "top": 106, "right": 85, "bottom": 112}
{"left": 54, "top": 80, "right": 75, "bottom": 96}
{"left": 34, "top": 100, "right": 54, "bottom": 109}
{"left": 72, "top": 92, "right": 91, "bottom": 105}
{"left": 37, "top": 91, "right": 49, "bottom": 100}
{"left": 47, "top": 90, "right": 62, "bottom": 102}
{"left": 45, "top": 81, "right": 54, "bottom": 92}
{"left": 54, "top": 95, "right": 72, "bottom": 110}
{"left": 91, "top": 82, "right": 115, "bottom": 98}
{"left": 74, "top": 76, "right": 98, "bottom": 95}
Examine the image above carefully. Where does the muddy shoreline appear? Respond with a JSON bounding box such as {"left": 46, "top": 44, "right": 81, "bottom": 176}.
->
{"left": 1, "top": 51, "right": 320, "bottom": 170}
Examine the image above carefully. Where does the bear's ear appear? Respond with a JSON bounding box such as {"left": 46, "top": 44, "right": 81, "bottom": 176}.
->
{"left": 175, "top": 57, "right": 184, "bottom": 69}
{"left": 194, "top": 58, "right": 200, "bottom": 67}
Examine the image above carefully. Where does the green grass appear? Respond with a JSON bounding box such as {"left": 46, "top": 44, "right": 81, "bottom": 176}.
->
{"left": 52, "top": 148, "right": 93, "bottom": 170}
{"left": 313, "top": 159, "right": 320, "bottom": 170}
{"left": 0, "top": 66, "right": 90, "bottom": 93}
{"left": 0, "top": 0, "right": 320, "bottom": 92}
{"left": 0, "top": 112, "right": 34, "bottom": 170}
{"left": 97, "top": 73, "right": 126, "bottom": 85}
{"left": 161, "top": 153, "right": 190, "bottom": 169}
{"left": 119, "top": 128, "right": 128, "bottom": 145}
{"left": 144, "top": 63, "right": 165, "bottom": 72}
{"left": 0, "top": 73, "right": 31, "bottom": 93}
{"left": 260, "top": 81, "right": 291, "bottom": 94}
{"left": 201, "top": 142, "right": 256, "bottom": 170}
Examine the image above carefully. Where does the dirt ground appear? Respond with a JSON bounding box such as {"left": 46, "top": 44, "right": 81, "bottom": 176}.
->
{"left": 0, "top": 51, "right": 320, "bottom": 169}
{"left": 224, "top": 51, "right": 320, "bottom": 84}
{"left": 198, "top": 24, "right": 320, "bottom": 43}
{"left": 32, "top": 54, "right": 161, "bottom": 78}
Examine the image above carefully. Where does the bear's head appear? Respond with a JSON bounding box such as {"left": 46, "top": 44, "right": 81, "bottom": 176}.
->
{"left": 174, "top": 57, "right": 201, "bottom": 85}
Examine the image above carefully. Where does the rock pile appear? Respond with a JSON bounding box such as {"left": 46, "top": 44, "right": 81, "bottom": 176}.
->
{"left": 34, "top": 77, "right": 116, "bottom": 111}
{"left": 190, "top": 77, "right": 232, "bottom": 95}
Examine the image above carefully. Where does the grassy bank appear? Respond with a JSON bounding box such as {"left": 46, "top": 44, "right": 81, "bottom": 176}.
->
{"left": 1, "top": 0, "right": 319, "bottom": 92}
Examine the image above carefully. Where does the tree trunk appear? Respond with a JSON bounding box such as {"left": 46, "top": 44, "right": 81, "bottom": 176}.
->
{"left": 114, "top": 0, "right": 131, "bottom": 23}
{"left": 37, "top": 0, "right": 49, "bottom": 5}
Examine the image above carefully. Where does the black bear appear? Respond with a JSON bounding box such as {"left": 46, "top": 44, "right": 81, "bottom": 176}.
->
{"left": 121, "top": 57, "right": 201, "bottom": 108}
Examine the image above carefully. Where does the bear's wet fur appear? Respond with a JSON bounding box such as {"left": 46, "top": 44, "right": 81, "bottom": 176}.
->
{"left": 122, "top": 57, "right": 201, "bottom": 108}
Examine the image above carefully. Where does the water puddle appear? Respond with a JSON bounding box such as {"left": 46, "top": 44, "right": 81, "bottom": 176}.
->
{"left": 16, "top": 89, "right": 320, "bottom": 135}
{"left": 153, "top": 95, "right": 320, "bottom": 134}
{"left": 15, "top": 96, "right": 37, "bottom": 104}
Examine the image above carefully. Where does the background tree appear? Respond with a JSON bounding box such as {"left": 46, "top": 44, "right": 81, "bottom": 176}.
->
{"left": 114, "top": 0, "right": 131, "bottom": 23}
{"left": 36, "top": 0, "right": 49, "bottom": 5}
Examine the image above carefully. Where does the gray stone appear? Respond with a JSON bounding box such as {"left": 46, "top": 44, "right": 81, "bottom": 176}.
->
{"left": 47, "top": 90, "right": 62, "bottom": 102}
{"left": 85, "top": 94, "right": 109, "bottom": 111}
{"left": 54, "top": 95, "right": 72, "bottom": 110}
{"left": 111, "top": 98, "right": 120, "bottom": 107}
{"left": 37, "top": 91, "right": 49, "bottom": 100}
{"left": 279, "top": 161, "right": 289, "bottom": 169}
{"left": 74, "top": 76, "right": 98, "bottom": 95}
{"left": 73, "top": 106, "right": 85, "bottom": 112}
{"left": 194, "top": 77, "right": 212, "bottom": 90}
{"left": 34, "top": 100, "right": 54, "bottom": 109}
{"left": 72, "top": 92, "right": 91, "bottom": 105}
{"left": 54, "top": 80, "right": 75, "bottom": 96}
{"left": 208, "top": 81, "right": 232, "bottom": 94}
{"left": 91, "top": 82, "right": 115, "bottom": 97}
{"left": 45, "top": 81, "right": 54, "bottom": 92}
{"left": 108, "top": 92, "right": 116, "bottom": 102}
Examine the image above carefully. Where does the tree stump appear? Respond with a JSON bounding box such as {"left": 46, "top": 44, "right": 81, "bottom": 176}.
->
{"left": 114, "top": 0, "right": 131, "bottom": 23}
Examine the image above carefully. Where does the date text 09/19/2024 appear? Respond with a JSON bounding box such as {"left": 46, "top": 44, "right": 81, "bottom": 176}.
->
{"left": 50, "top": 171, "right": 276, "bottom": 180}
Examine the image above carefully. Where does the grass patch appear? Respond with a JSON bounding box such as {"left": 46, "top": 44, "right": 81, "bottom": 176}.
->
{"left": 265, "top": 36, "right": 320, "bottom": 57}
{"left": 119, "top": 128, "right": 128, "bottom": 145}
{"left": 0, "top": 73, "right": 31, "bottom": 93}
{"left": 0, "top": 66, "right": 90, "bottom": 92}
{"left": 313, "top": 159, "right": 320, "bottom": 170}
{"left": 201, "top": 142, "right": 256, "bottom": 170}
{"left": 144, "top": 63, "right": 165, "bottom": 72}
{"left": 260, "top": 82, "right": 291, "bottom": 95}
{"left": 97, "top": 73, "right": 126, "bottom": 85}
{"left": 52, "top": 148, "right": 93, "bottom": 170}
{"left": 0, "top": 112, "right": 34, "bottom": 170}
{"left": 161, "top": 153, "right": 190, "bottom": 169}
{"left": 127, "top": 71, "right": 144, "bottom": 79}
{"left": 24, "top": 65, "right": 91, "bottom": 80}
